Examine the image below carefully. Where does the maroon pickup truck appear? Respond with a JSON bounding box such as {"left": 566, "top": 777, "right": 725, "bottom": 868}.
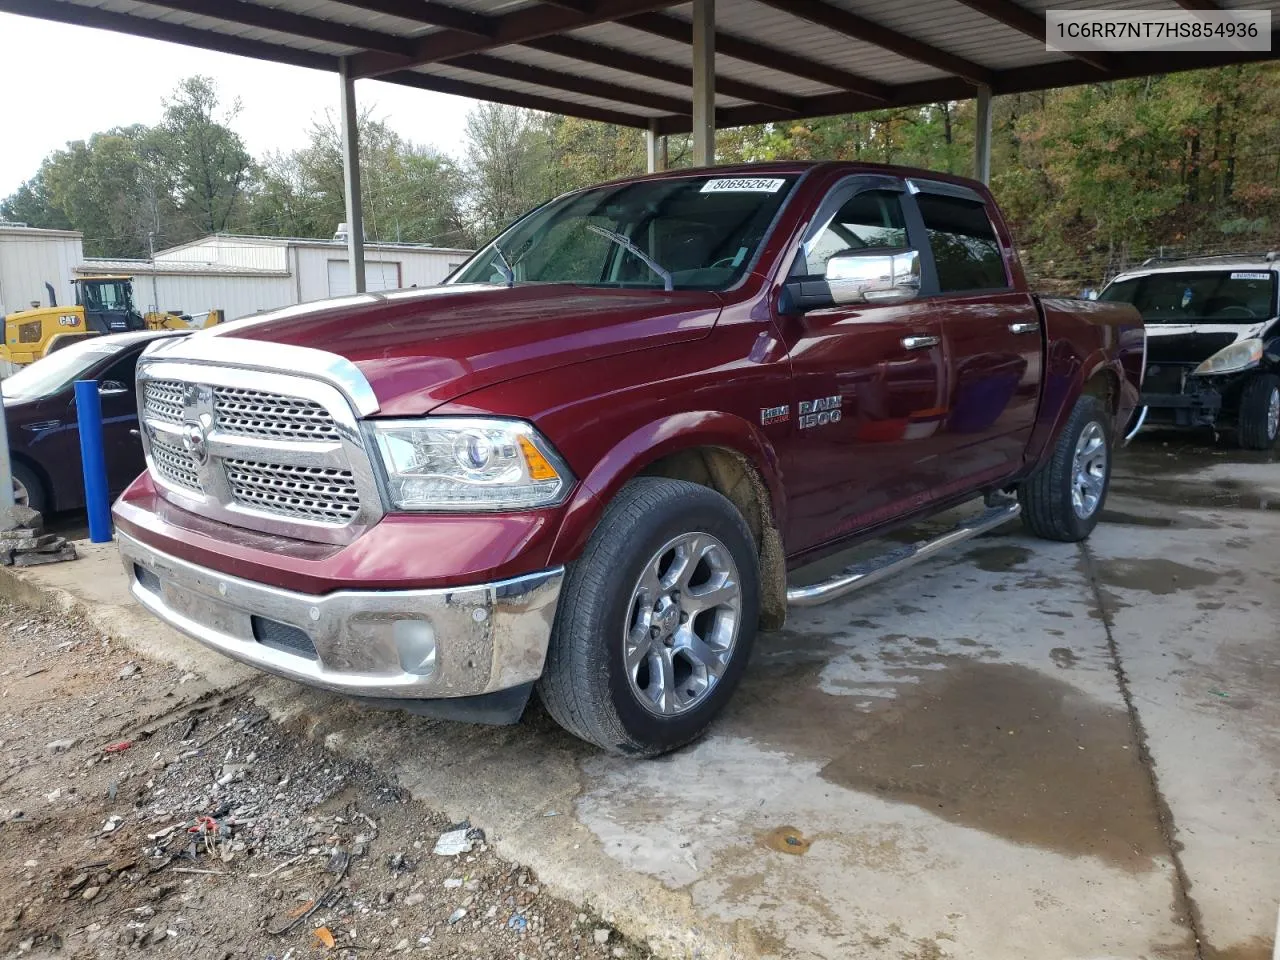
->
{"left": 113, "top": 162, "right": 1143, "bottom": 755}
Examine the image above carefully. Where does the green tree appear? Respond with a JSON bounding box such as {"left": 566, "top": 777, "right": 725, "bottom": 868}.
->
{"left": 463, "top": 103, "right": 551, "bottom": 238}
{"left": 0, "top": 171, "right": 71, "bottom": 230}
{"left": 247, "top": 110, "right": 470, "bottom": 246}
{"left": 539, "top": 115, "right": 645, "bottom": 193}
{"left": 159, "top": 76, "right": 252, "bottom": 237}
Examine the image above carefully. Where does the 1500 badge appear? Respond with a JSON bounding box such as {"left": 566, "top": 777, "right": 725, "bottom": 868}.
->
{"left": 799, "top": 396, "right": 842, "bottom": 429}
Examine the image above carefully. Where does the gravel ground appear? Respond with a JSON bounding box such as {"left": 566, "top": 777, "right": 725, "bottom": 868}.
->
{"left": 0, "top": 600, "right": 652, "bottom": 960}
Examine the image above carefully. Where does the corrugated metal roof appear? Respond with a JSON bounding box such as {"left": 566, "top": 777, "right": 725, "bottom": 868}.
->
{"left": 5, "top": 0, "right": 1276, "bottom": 134}
{"left": 77, "top": 258, "right": 290, "bottom": 277}
{"left": 708, "top": 0, "right": 951, "bottom": 85}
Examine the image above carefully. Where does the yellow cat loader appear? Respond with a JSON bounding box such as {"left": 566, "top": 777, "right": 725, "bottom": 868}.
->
{"left": 1, "top": 276, "right": 224, "bottom": 368}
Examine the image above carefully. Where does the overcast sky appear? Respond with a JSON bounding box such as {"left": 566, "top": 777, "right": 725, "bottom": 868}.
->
{"left": 0, "top": 12, "right": 476, "bottom": 200}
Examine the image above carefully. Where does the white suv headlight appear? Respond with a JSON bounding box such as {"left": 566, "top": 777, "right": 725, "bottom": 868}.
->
{"left": 369, "top": 418, "right": 572, "bottom": 512}
{"left": 1192, "top": 338, "right": 1263, "bottom": 376}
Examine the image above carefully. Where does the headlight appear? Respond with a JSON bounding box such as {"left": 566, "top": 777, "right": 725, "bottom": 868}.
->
{"left": 1192, "top": 338, "right": 1263, "bottom": 376}
{"left": 369, "top": 418, "right": 572, "bottom": 511}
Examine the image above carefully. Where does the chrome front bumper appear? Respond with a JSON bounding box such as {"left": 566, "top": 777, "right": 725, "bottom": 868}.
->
{"left": 118, "top": 531, "right": 563, "bottom": 700}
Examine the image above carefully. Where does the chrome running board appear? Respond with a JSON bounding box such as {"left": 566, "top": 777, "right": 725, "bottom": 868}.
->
{"left": 1124, "top": 405, "right": 1149, "bottom": 445}
{"left": 786, "top": 501, "right": 1022, "bottom": 608}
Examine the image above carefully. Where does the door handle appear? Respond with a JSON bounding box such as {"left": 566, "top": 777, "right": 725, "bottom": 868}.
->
{"left": 1009, "top": 321, "right": 1040, "bottom": 335}
{"left": 901, "top": 335, "right": 940, "bottom": 350}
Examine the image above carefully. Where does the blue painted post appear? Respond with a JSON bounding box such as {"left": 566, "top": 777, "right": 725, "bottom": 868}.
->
{"left": 74, "top": 380, "right": 113, "bottom": 543}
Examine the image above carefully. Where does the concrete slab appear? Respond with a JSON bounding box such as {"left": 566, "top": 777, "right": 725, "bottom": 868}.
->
{"left": 1091, "top": 435, "right": 1280, "bottom": 960}
{"left": 4, "top": 433, "right": 1276, "bottom": 959}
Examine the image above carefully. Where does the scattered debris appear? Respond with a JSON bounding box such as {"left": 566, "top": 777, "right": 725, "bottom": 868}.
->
{"left": 433, "top": 828, "right": 473, "bottom": 857}
{"left": 313, "top": 926, "right": 336, "bottom": 948}
{"left": 595, "top": 928, "right": 612, "bottom": 945}
{"left": 0, "top": 509, "right": 77, "bottom": 566}
{"left": 0, "top": 599, "right": 653, "bottom": 960}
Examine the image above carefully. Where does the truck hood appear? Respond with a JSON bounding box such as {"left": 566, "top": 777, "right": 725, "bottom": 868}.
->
{"left": 207, "top": 284, "right": 723, "bottom": 415}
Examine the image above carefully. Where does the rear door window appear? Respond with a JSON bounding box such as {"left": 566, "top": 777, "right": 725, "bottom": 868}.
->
{"left": 916, "top": 194, "right": 1009, "bottom": 293}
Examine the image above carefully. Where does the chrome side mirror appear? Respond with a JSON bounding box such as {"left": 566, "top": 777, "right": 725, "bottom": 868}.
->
{"left": 825, "top": 249, "right": 920, "bottom": 305}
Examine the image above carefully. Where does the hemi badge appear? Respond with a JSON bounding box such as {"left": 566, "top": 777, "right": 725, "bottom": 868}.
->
{"left": 760, "top": 405, "right": 790, "bottom": 426}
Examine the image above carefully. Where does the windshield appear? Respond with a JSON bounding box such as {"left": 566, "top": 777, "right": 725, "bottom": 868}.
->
{"left": 1, "top": 339, "right": 120, "bottom": 400}
{"left": 1100, "top": 270, "right": 1277, "bottom": 324}
{"left": 450, "top": 174, "right": 799, "bottom": 291}
{"left": 81, "top": 280, "right": 135, "bottom": 312}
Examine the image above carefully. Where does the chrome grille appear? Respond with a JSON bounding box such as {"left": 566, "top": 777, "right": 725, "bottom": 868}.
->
{"left": 213, "top": 387, "right": 342, "bottom": 442}
{"left": 136, "top": 341, "right": 384, "bottom": 544}
{"left": 144, "top": 380, "right": 184, "bottom": 426}
{"left": 150, "top": 433, "right": 203, "bottom": 493}
{"left": 224, "top": 459, "right": 361, "bottom": 523}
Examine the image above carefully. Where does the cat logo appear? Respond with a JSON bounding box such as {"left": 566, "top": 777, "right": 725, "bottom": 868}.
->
{"left": 798, "top": 395, "right": 842, "bottom": 429}
{"left": 58, "top": 314, "right": 80, "bottom": 327}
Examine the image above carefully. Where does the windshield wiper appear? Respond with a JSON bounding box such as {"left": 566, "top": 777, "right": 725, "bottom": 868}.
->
{"left": 586, "top": 224, "right": 673, "bottom": 292}
{"left": 492, "top": 243, "right": 515, "bottom": 288}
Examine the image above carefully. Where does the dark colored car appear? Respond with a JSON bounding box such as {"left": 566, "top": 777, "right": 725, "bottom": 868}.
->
{"left": 3, "top": 330, "right": 186, "bottom": 515}
{"left": 114, "top": 162, "right": 1143, "bottom": 755}
{"left": 1099, "top": 257, "right": 1280, "bottom": 448}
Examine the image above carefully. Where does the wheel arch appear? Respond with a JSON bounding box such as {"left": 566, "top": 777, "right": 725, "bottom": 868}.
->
{"left": 1081, "top": 363, "right": 1120, "bottom": 417}
{"left": 550, "top": 412, "right": 789, "bottom": 629}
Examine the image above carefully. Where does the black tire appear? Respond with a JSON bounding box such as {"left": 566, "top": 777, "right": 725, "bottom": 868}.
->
{"left": 1018, "top": 395, "right": 1111, "bottom": 543}
{"left": 11, "top": 461, "right": 47, "bottom": 518}
{"left": 537, "top": 477, "right": 760, "bottom": 756}
{"left": 1236, "top": 373, "right": 1280, "bottom": 450}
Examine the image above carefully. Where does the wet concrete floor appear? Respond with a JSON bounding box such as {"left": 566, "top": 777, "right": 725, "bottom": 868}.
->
{"left": 5, "top": 426, "right": 1278, "bottom": 959}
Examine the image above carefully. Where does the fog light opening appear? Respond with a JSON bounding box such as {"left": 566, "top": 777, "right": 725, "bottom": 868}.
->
{"left": 394, "top": 620, "right": 437, "bottom": 677}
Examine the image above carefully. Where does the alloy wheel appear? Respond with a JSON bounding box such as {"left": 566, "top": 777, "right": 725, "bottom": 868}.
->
{"left": 1071, "top": 421, "right": 1108, "bottom": 519}
{"left": 623, "top": 531, "right": 742, "bottom": 716}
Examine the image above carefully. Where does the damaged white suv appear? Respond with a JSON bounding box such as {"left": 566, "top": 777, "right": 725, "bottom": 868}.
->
{"left": 1101, "top": 255, "right": 1280, "bottom": 449}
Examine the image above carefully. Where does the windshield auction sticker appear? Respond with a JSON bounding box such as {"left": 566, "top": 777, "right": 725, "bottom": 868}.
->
{"left": 1046, "top": 10, "right": 1270, "bottom": 52}
{"left": 701, "top": 178, "right": 787, "bottom": 193}
{"left": 1231, "top": 272, "right": 1271, "bottom": 280}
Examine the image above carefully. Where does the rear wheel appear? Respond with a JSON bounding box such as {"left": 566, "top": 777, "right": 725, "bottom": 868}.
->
{"left": 537, "top": 478, "right": 759, "bottom": 756}
{"left": 1236, "top": 373, "right": 1280, "bottom": 450}
{"left": 1018, "top": 394, "right": 1111, "bottom": 542}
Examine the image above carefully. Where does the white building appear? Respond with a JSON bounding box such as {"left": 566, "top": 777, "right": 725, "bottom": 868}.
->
{"left": 76, "top": 234, "right": 474, "bottom": 321}
{"left": 0, "top": 224, "right": 84, "bottom": 317}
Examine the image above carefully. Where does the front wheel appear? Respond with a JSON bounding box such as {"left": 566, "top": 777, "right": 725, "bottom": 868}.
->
{"left": 1236, "top": 373, "right": 1280, "bottom": 450}
{"left": 1018, "top": 394, "right": 1112, "bottom": 542}
{"left": 11, "top": 462, "right": 46, "bottom": 518}
{"left": 537, "top": 477, "right": 759, "bottom": 756}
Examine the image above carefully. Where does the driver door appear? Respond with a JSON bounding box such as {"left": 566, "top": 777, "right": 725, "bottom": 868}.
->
{"left": 773, "top": 179, "right": 951, "bottom": 554}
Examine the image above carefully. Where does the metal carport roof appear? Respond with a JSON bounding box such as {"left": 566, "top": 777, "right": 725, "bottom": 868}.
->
{"left": 3, "top": 0, "right": 1277, "bottom": 136}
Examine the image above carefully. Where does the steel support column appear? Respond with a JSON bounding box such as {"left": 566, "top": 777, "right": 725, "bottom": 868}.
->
{"left": 691, "top": 0, "right": 715, "bottom": 167}
{"left": 974, "top": 83, "right": 993, "bottom": 185}
{"left": 0, "top": 398, "right": 12, "bottom": 513}
{"left": 646, "top": 118, "right": 666, "bottom": 173}
{"left": 339, "top": 56, "right": 367, "bottom": 294}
